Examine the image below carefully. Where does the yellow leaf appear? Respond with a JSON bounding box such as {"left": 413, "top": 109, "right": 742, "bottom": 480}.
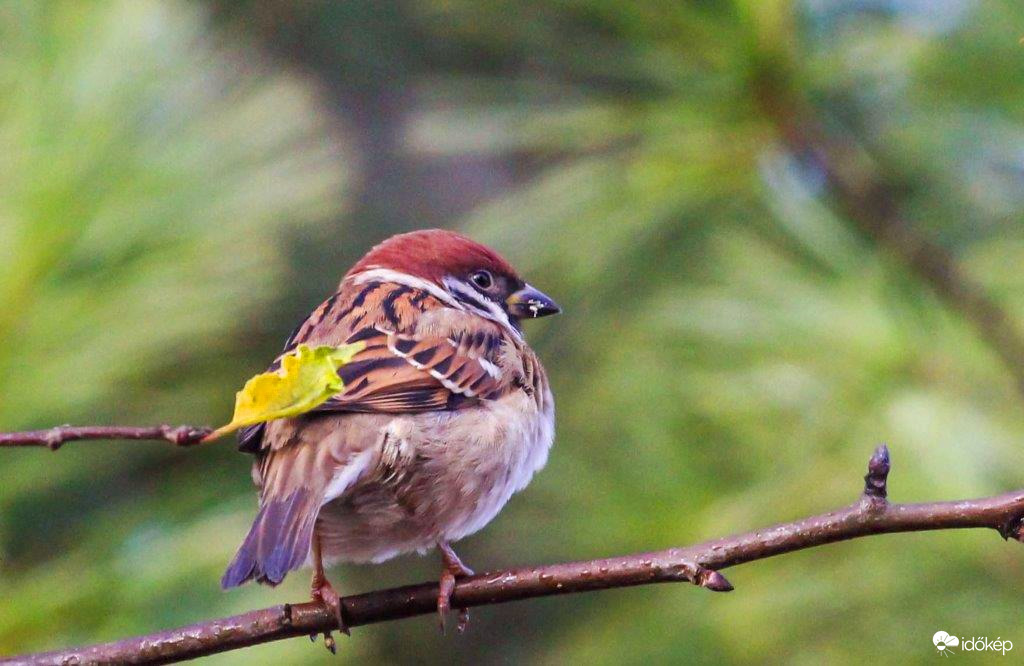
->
{"left": 204, "top": 343, "right": 364, "bottom": 441}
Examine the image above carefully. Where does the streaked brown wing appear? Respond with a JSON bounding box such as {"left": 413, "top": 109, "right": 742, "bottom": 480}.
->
{"left": 317, "top": 323, "right": 507, "bottom": 413}
{"left": 239, "top": 280, "right": 511, "bottom": 453}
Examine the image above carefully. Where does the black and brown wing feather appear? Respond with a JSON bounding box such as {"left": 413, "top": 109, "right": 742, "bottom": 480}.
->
{"left": 224, "top": 279, "right": 516, "bottom": 588}
{"left": 241, "top": 280, "right": 510, "bottom": 455}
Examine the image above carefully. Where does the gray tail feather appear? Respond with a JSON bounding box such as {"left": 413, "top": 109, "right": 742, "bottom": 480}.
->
{"left": 221, "top": 489, "right": 318, "bottom": 589}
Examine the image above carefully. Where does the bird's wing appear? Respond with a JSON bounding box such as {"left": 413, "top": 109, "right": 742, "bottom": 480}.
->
{"left": 239, "top": 280, "right": 513, "bottom": 453}
{"left": 322, "top": 323, "right": 508, "bottom": 412}
{"left": 226, "top": 280, "right": 518, "bottom": 586}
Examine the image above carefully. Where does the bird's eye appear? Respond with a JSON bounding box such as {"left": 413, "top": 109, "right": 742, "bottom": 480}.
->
{"left": 470, "top": 270, "right": 493, "bottom": 290}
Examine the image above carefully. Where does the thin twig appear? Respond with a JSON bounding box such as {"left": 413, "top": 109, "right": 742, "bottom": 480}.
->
{"left": 7, "top": 445, "right": 1024, "bottom": 665}
{"left": 0, "top": 425, "right": 212, "bottom": 450}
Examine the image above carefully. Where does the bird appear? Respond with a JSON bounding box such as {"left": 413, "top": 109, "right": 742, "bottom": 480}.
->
{"left": 221, "top": 229, "right": 560, "bottom": 641}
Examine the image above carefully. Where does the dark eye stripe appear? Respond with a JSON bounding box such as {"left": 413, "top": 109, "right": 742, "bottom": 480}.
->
{"left": 452, "top": 288, "right": 491, "bottom": 314}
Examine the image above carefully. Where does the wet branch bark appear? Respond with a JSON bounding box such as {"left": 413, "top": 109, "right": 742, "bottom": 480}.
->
{"left": 6, "top": 444, "right": 1024, "bottom": 665}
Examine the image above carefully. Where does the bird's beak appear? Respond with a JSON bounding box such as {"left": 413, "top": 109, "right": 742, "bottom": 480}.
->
{"left": 507, "top": 284, "right": 561, "bottom": 319}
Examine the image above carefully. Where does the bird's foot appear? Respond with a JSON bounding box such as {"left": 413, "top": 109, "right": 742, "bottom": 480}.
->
{"left": 311, "top": 578, "right": 350, "bottom": 653}
{"left": 437, "top": 542, "right": 474, "bottom": 634}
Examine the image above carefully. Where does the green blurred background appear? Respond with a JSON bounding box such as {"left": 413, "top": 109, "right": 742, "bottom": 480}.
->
{"left": 2, "top": 0, "right": 1023, "bottom": 663}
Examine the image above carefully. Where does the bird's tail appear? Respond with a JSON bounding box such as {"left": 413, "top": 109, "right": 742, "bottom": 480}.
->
{"left": 221, "top": 488, "right": 319, "bottom": 588}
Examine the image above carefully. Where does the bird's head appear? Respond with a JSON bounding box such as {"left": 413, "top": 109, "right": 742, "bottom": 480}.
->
{"left": 345, "top": 229, "right": 561, "bottom": 333}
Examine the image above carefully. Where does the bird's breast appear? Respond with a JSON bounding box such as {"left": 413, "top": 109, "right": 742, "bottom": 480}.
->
{"left": 410, "top": 382, "right": 554, "bottom": 538}
{"left": 312, "top": 364, "right": 554, "bottom": 564}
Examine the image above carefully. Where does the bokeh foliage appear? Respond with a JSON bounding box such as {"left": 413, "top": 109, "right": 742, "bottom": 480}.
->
{"left": 3, "top": 0, "right": 1024, "bottom": 664}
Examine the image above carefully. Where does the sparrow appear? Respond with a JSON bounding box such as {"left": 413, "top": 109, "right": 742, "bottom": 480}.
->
{"left": 221, "top": 229, "right": 560, "bottom": 639}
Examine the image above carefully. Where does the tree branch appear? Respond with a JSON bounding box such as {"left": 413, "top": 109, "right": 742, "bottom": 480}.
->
{"left": 0, "top": 425, "right": 211, "bottom": 450}
{"left": 7, "top": 444, "right": 1023, "bottom": 665}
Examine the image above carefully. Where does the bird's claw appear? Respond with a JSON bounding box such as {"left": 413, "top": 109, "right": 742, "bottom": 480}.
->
{"left": 311, "top": 579, "right": 350, "bottom": 654}
{"left": 437, "top": 579, "right": 471, "bottom": 634}
{"left": 438, "top": 568, "right": 455, "bottom": 634}
{"left": 309, "top": 630, "right": 338, "bottom": 653}
{"left": 437, "top": 545, "right": 474, "bottom": 635}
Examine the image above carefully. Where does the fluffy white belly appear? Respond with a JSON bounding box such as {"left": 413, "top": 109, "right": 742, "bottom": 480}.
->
{"left": 316, "top": 388, "right": 554, "bottom": 564}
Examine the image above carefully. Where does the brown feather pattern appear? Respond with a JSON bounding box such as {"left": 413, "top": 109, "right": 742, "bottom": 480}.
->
{"left": 224, "top": 267, "right": 550, "bottom": 587}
